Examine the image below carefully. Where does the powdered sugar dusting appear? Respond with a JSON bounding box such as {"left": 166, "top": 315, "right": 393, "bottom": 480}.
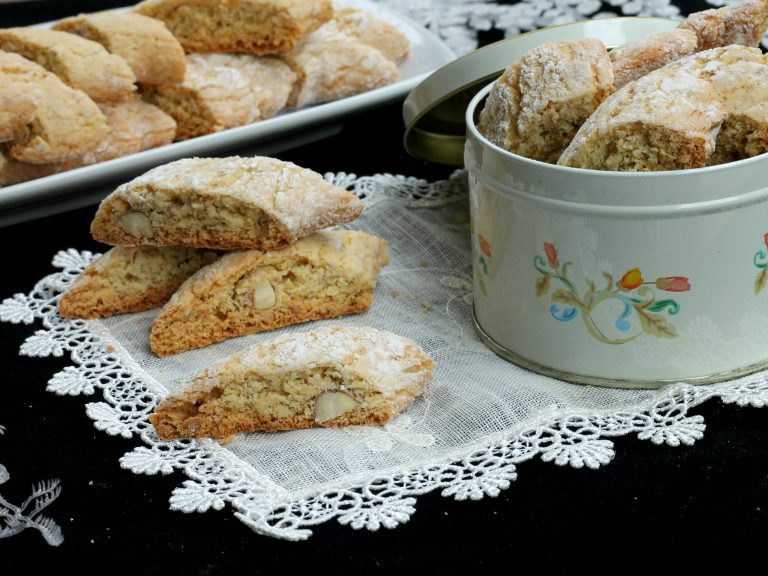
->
{"left": 286, "top": 26, "right": 398, "bottom": 108}
{"left": 517, "top": 38, "right": 612, "bottom": 132}
{"left": 111, "top": 156, "right": 361, "bottom": 238}
{"left": 559, "top": 65, "right": 726, "bottom": 168}
{"left": 679, "top": 0, "right": 768, "bottom": 51}
{"left": 610, "top": 29, "right": 698, "bottom": 89}
{"left": 219, "top": 326, "right": 430, "bottom": 397}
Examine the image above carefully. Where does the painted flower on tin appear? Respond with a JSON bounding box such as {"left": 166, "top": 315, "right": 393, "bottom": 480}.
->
{"left": 534, "top": 242, "right": 691, "bottom": 345}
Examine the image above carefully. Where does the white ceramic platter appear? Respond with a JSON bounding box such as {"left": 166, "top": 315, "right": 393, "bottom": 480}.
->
{"left": 0, "top": 0, "right": 455, "bottom": 226}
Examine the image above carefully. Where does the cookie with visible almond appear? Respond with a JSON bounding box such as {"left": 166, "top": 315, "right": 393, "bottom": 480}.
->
{"left": 90, "top": 156, "right": 363, "bottom": 250}
{"left": 149, "top": 230, "right": 388, "bottom": 356}
{"left": 149, "top": 326, "right": 433, "bottom": 440}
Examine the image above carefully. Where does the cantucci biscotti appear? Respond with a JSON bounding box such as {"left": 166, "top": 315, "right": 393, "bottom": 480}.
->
{"left": 283, "top": 26, "right": 398, "bottom": 108}
{"left": 661, "top": 45, "right": 768, "bottom": 164}
{"left": 324, "top": 6, "right": 410, "bottom": 63}
{"left": 0, "top": 51, "right": 108, "bottom": 164}
{"left": 133, "top": 0, "right": 332, "bottom": 54}
{"left": 53, "top": 12, "right": 186, "bottom": 86}
{"left": 0, "top": 84, "right": 36, "bottom": 142}
{"left": 0, "top": 27, "right": 136, "bottom": 103}
{"left": 58, "top": 246, "right": 219, "bottom": 319}
{"left": 477, "top": 38, "right": 614, "bottom": 163}
{"left": 90, "top": 156, "right": 364, "bottom": 250}
{"left": 192, "top": 54, "right": 297, "bottom": 120}
{"left": 149, "top": 326, "right": 433, "bottom": 440}
{"left": 610, "top": 29, "right": 698, "bottom": 90}
{"left": 678, "top": 0, "right": 768, "bottom": 51}
{"left": 63, "top": 99, "right": 176, "bottom": 169}
{"left": 141, "top": 53, "right": 255, "bottom": 139}
{"left": 149, "top": 230, "right": 388, "bottom": 356}
{"left": 0, "top": 150, "right": 61, "bottom": 187}
{"left": 557, "top": 66, "right": 726, "bottom": 171}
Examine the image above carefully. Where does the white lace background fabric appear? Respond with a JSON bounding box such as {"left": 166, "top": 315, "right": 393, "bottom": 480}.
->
{"left": 2, "top": 171, "right": 767, "bottom": 540}
{"left": 382, "top": 0, "right": 765, "bottom": 56}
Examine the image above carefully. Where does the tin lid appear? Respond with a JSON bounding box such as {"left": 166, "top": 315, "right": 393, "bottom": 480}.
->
{"left": 402, "top": 17, "right": 679, "bottom": 166}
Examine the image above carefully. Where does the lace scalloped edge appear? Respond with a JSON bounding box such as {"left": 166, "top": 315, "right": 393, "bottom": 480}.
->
{"left": 2, "top": 171, "right": 767, "bottom": 541}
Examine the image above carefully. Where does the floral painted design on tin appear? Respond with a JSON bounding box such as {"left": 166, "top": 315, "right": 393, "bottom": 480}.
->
{"left": 754, "top": 233, "right": 768, "bottom": 295}
{"left": 534, "top": 242, "right": 691, "bottom": 345}
{"left": 475, "top": 233, "right": 491, "bottom": 296}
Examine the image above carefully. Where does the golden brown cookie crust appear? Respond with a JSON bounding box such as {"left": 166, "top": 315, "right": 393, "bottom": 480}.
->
{"left": 0, "top": 50, "right": 108, "bottom": 165}
{"left": 0, "top": 27, "right": 136, "bottom": 104}
{"left": 558, "top": 66, "right": 726, "bottom": 171}
{"left": 58, "top": 245, "right": 219, "bottom": 319}
{"left": 133, "top": 0, "right": 333, "bottom": 54}
{"left": 149, "top": 326, "right": 433, "bottom": 440}
{"left": 610, "top": 29, "right": 698, "bottom": 90}
{"left": 54, "top": 12, "right": 186, "bottom": 86}
{"left": 478, "top": 39, "right": 614, "bottom": 163}
{"left": 149, "top": 230, "right": 389, "bottom": 356}
{"left": 90, "top": 156, "right": 364, "bottom": 250}
{"left": 283, "top": 27, "right": 399, "bottom": 108}
{"left": 0, "top": 84, "right": 37, "bottom": 143}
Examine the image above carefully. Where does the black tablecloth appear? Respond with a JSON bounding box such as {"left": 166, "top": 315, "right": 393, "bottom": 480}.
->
{"left": 1, "top": 1, "right": 767, "bottom": 572}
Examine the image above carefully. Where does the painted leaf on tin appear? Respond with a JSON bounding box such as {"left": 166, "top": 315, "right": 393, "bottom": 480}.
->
{"left": 756, "top": 267, "right": 767, "bottom": 295}
{"left": 551, "top": 289, "right": 579, "bottom": 307}
{"left": 535, "top": 275, "right": 550, "bottom": 297}
{"left": 636, "top": 308, "right": 677, "bottom": 339}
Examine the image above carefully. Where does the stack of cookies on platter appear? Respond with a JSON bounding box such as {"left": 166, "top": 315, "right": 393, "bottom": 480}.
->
{"left": 57, "top": 155, "right": 434, "bottom": 440}
{"left": 478, "top": 0, "right": 768, "bottom": 171}
{"left": 0, "top": 0, "right": 410, "bottom": 186}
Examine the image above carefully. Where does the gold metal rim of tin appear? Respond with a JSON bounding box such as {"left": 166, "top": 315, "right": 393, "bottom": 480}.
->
{"left": 402, "top": 17, "right": 678, "bottom": 166}
{"left": 473, "top": 309, "right": 768, "bottom": 389}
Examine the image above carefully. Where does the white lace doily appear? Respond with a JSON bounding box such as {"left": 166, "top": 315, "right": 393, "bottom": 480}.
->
{"left": 2, "top": 170, "right": 767, "bottom": 541}
{"left": 379, "top": 0, "right": 766, "bottom": 55}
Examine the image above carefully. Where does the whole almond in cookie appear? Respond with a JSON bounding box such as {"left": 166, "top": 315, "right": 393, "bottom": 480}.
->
{"left": 90, "top": 156, "right": 364, "bottom": 250}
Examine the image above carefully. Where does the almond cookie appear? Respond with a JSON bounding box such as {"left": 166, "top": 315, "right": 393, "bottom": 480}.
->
{"left": 142, "top": 53, "right": 254, "bottom": 139}
{"left": 149, "top": 326, "right": 433, "bottom": 440}
{"left": 678, "top": 0, "right": 768, "bottom": 51}
{"left": 0, "top": 84, "right": 36, "bottom": 142}
{"left": 90, "top": 156, "right": 364, "bottom": 250}
{"left": 0, "top": 28, "right": 136, "bottom": 103}
{"left": 62, "top": 99, "right": 176, "bottom": 169}
{"left": 53, "top": 12, "right": 186, "bottom": 86}
{"left": 478, "top": 39, "right": 614, "bottom": 163}
{"left": 325, "top": 7, "right": 410, "bottom": 62}
{"left": 661, "top": 46, "right": 768, "bottom": 164}
{"left": 1, "top": 51, "right": 108, "bottom": 164}
{"left": 283, "top": 27, "right": 398, "bottom": 108}
{"left": 558, "top": 67, "right": 726, "bottom": 171}
{"left": 610, "top": 29, "right": 698, "bottom": 90}
{"left": 149, "top": 230, "right": 388, "bottom": 355}
{"left": 194, "top": 54, "right": 297, "bottom": 120}
{"left": 58, "top": 246, "right": 219, "bottom": 319}
{"left": 0, "top": 149, "right": 61, "bottom": 187}
{"left": 133, "top": 0, "right": 332, "bottom": 54}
